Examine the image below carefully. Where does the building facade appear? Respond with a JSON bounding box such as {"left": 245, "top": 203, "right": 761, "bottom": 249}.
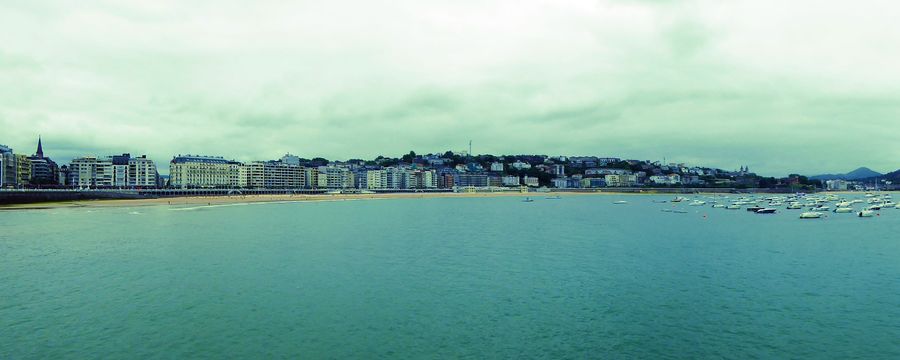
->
{"left": 170, "top": 155, "right": 241, "bottom": 188}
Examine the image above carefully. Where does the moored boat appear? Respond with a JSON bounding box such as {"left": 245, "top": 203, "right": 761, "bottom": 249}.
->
{"left": 756, "top": 208, "right": 777, "bottom": 214}
{"left": 858, "top": 210, "right": 875, "bottom": 217}
{"left": 800, "top": 211, "right": 823, "bottom": 219}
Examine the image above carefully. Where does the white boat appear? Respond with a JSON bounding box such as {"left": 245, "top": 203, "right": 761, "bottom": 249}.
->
{"left": 689, "top": 200, "right": 706, "bottom": 206}
{"left": 672, "top": 196, "right": 688, "bottom": 203}
{"left": 613, "top": 200, "right": 627, "bottom": 204}
{"left": 834, "top": 207, "right": 854, "bottom": 213}
{"left": 800, "top": 211, "right": 823, "bottom": 219}
{"left": 858, "top": 210, "right": 875, "bottom": 217}
{"left": 726, "top": 204, "right": 741, "bottom": 210}
{"left": 711, "top": 204, "right": 726, "bottom": 208}
{"left": 756, "top": 208, "right": 777, "bottom": 214}
{"left": 867, "top": 205, "right": 882, "bottom": 211}
{"left": 895, "top": 204, "right": 900, "bottom": 209}
{"left": 786, "top": 203, "right": 802, "bottom": 209}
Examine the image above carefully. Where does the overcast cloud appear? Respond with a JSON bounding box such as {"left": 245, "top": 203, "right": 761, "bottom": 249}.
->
{"left": 2, "top": 0, "right": 899, "bottom": 175}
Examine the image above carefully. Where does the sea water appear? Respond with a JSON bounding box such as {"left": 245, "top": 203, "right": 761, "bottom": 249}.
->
{"left": 2, "top": 195, "right": 899, "bottom": 358}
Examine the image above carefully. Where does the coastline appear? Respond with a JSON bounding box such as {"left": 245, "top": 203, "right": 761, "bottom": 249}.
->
{"left": 1, "top": 189, "right": 890, "bottom": 211}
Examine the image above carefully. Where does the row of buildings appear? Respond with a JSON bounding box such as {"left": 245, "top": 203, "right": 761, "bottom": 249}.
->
{"left": 2, "top": 138, "right": 787, "bottom": 190}
{"left": 0, "top": 138, "right": 63, "bottom": 188}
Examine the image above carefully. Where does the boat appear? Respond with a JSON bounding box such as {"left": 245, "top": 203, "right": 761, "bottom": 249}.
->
{"left": 613, "top": 200, "right": 628, "bottom": 204}
{"left": 671, "top": 196, "right": 688, "bottom": 203}
{"left": 834, "top": 207, "right": 854, "bottom": 213}
{"left": 800, "top": 211, "right": 823, "bottom": 219}
{"left": 711, "top": 204, "right": 726, "bottom": 208}
{"left": 867, "top": 205, "right": 882, "bottom": 211}
{"left": 858, "top": 210, "right": 875, "bottom": 217}
{"left": 895, "top": 203, "right": 900, "bottom": 209}
{"left": 746, "top": 206, "right": 765, "bottom": 212}
{"left": 756, "top": 208, "right": 777, "bottom": 214}
{"left": 545, "top": 195, "right": 562, "bottom": 200}
{"left": 689, "top": 200, "right": 706, "bottom": 206}
{"left": 726, "top": 204, "right": 741, "bottom": 210}
{"left": 522, "top": 197, "right": 534, "bottom": 202}
{"left": 786, "top": 203, "right": 803, "bottom": 209}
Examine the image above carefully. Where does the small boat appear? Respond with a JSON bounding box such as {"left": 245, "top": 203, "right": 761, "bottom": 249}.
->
{"left": 522, "top": 197, "right": 534, "bottom": 202}
{"left": 834, "top": 207, "right": 854, "bottom": 213}
{"left": 726, "top": 204, "right": 741, "bottom": 210}
{"left": 689, "top": 200, "right": 706, "bottom": 206}
{"left": 756, "top": 208, "right": 777, "bottom": 214}
{"left": 711, "top": 204, "right": 726, "bottom": 208}
{"left": 746, "top": 206, "right": 764, "bottom": 212}
{"left": 895, "top": 203, "right": 900, "bottom": 209}
{"left": 867, "top": 205, "right": 882, "bottom": 211}
{"left": 800, "top": 211, "right": 823, "bottom": 219}
{"left": 545, "top": 196, "right": 562, "bottom": 200}
{"left": 613, "top": 200, "right": 628, "bottom": 204}
{"left": 858, "top": 210, "right": 875, "bottom": 217}
{"left": 786, "top": 203, "right": 803, "bottom": 209}
{"left": 671, "top": 196, "right": 688, "bottom": 203}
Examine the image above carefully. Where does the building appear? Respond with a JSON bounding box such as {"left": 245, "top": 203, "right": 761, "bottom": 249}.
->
{"left": 552, "top": 177, "right": 569, "bottom": 188}
{"left": 456, "top": 173, "right": 488, "bottom": 187}
{"left": 69, "top": 156, "right": 114, "bottom": 188}
{"left": 648, "top": 174, "right": 681, "bottom": 185}
{"left": 366, "top": 170, "right": 387, "bottom": 189}
{"left": 128, "top": 155, "right": 159, "bottom": 188}
{"left": 28, "top": 137, "right": 60, "bottom": 186}
{"left": 169, "top": 155, "right": 241, "bottom": 188}
{"left": 264, "top": 161, "right": 304, "bottom": 188}
{"left": 303, "top": 167, "right": 319, "bottom": 188}
{"left": 240, "top": 161, "right": 266, "bottom": 188}
{"left": 319, "top": 165, "right": 353, "bottom": 189}
{"left": 605, "top": 174, "right": 638, "bottom": 187}
{"left": 490, "top": 162, "right": 504, "bottom": 172}
{"left": 0, "top": 144, "right": 15, "bottom": 187}
{"left": 825, "top": 179, "right": 850, "bottom": 191}
{"left": 523, "top": 176, "right": 539, "bottom": 187}
{"left": 15, "top": 154, "right": 31, "bottom": 187}
{"left": 501, "top": 175, "right": 520, "bottom": 186}
{"left": 581, "top": 178, "right": 606, "bottom": 188}
{"left": 510, "top": 160, "right": 532, "bottom": 170}
{"left": 551, "top": 164, "right": 565, "bottom": 176}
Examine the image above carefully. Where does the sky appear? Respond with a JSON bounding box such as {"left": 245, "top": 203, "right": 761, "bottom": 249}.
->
{"left": 2, "top": 0, "right": 899, "bottom": 176}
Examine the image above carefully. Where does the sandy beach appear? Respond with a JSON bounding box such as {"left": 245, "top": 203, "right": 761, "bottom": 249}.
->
{"left": 0, "top": 191, "right": 613, "bottom": 210}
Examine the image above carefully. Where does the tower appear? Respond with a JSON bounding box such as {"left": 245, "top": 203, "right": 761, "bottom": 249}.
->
{"left": 36, "top": 136, "right": 44, "bottom": 158}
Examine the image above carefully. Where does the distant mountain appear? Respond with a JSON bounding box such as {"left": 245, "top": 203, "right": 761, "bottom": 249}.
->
{"left": 810, "top": 167, "right": 882, "bottom": 181}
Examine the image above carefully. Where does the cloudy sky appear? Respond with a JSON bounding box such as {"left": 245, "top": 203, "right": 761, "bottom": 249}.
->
{"left": 2, "top": 0, "right": 899, "bottom": 176}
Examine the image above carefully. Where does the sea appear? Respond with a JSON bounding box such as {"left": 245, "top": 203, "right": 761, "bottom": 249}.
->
{"left": 2, "top": 195, "right": 899, "bottom": 359}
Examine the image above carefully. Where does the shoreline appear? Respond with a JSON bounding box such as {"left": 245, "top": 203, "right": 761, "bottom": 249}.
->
{"left": 0, "top": 190, "right": 891, "bottom": 211}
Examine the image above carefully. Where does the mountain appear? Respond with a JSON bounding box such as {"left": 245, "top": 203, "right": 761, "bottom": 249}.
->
{"left": 810, "top": 167, "right": 882, "bottom": 181}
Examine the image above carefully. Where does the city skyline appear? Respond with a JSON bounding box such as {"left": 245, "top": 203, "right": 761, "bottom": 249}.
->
{"left": 2, "top": 1, "right": 899, "bottom": 176}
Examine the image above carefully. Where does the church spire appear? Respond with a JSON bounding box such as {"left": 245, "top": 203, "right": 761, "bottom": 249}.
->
{"left": 36, "top": 135, "right": 44, "bottom": 158}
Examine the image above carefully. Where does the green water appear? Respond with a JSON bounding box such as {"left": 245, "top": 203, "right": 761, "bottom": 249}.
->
{"left": 2, "top": 196, "right": 899, "bottom": 358}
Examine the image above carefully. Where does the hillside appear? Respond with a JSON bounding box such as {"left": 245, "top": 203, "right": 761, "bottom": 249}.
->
{"left": 811, "top": 167, "right": 882, "bottom": 181}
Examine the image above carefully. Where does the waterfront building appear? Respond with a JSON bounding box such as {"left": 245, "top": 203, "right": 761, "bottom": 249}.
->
{"left": 605, "top": 174, "right": 638, "bottom": 187}
{"left": 263, "top": 161, "right": 304, "bottom": 188}
{"left": 455, "top": 173, "right": 488, "bottom": 187}
{"left": 69, "top": 156, "right": 114, "bottom": 188}
{"left": 581, "top": 178, "right": 607, "bottom": 188}
{"left": 28, "top": 137, "right": 60, "bottom": 185}
{"left": 240, "top": 161, "right": 266, "bottom": 188}
{"left": 490, "top": 162, "right": 504, "bottom": 172}
{"left": 0, "top": 144, "right": 15, "bottom": 187}
{"left": 648, "top": 174, "right": 681, "bottom": 185}
{"left": 826, "top": 179, "right": 850, "bottom": 191}
{"left": 169, "top": 155, "right": 241, "bottom": 189}
{"left": 128, "top": 155, "right": 159, "bottom": 188}
{"left": 303, "top": 167, "right": 319, "bottom": 188}
{"left": 523, "top": 176, "right": 539, "bottom": 187}
{"left": 501, "top": 175, "right": 520, "bottom": 186}
{"left": 552, "top": 177, "right": 569, "bottom": 189}
{"left": 585, "top": 168, "right": 631, "bottom": 176}
{"left": 366, "top": 170, "right": 387, "bottom": 189}
{"left": 15, "top": 154, "right": 31, "bottom": 187}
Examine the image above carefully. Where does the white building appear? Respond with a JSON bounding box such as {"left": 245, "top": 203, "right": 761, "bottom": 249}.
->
{"left": 490, "top": 162, "right": 504, "bottom": 172}
{"left": 169, "top": 155, "right": 241, "bottom": 188}
{"left": 523, "top": 176, "right": 539, "bottom": 187}
{"left": 605, "top": 174, "right": 638, "bottom": 187}
{"left": 511, "top": 161, "right": 532, "bottom": 170}
{"left": 649, "top": 174, "right": 681, "bottom": 185}
{"left": 69, "top": 156, "right": 113, "bottom": 188}
{"left": 501, "top": 175, "right": 520, "bottom": 186}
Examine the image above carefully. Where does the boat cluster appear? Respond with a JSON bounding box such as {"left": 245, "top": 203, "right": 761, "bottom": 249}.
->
{"left": 668, "top": 192, "right": 897, "bottom": 219}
